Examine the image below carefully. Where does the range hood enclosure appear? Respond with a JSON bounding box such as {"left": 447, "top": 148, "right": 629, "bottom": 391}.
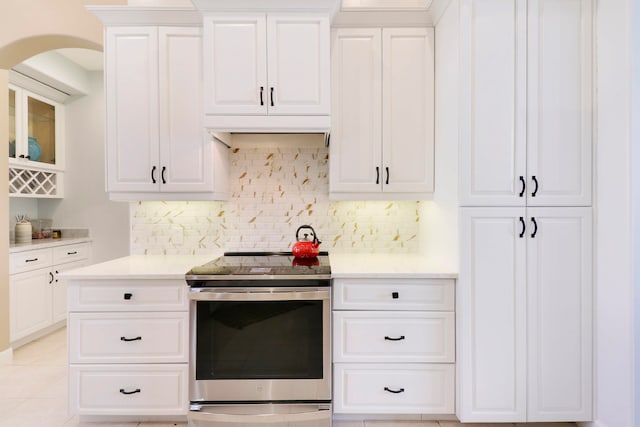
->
{"left": 194, "top": 0, "right": 337, "bottom": 133}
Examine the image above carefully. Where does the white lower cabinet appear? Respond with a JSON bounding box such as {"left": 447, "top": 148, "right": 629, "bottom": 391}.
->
{"left": 334, "top": 364, "right": 455, "bottom": 414}
{"left": 9, "top": 242, "right": 90, "bottom": 345}
{"left": 67, "top": 279, "right": 189, "bottom": 416}
{"left": 69, "top": 364, "right": 188, "bottom": 416}
{"left": 332, "top": 278, "right": 456, "bottom": 416}
{"left": 457, "top": 207, "right": 593, "bottom": 422}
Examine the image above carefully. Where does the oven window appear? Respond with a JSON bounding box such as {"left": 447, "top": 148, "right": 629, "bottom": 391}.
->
{"left": 196, "top": 300, "right": 324, "bottom": 380}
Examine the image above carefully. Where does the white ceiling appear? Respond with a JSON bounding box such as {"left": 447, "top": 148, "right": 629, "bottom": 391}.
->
{"left": 55, "top": 48, "right": 104, "bottom": 71}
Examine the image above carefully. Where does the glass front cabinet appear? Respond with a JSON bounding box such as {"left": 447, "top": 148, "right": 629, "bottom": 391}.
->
{"left": 8, "top": 82, "right": 65, "bottom": 198}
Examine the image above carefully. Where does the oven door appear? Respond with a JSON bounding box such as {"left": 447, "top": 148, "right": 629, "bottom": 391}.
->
{"left": 189, "top": 287, "right": 331, "bottom": 403}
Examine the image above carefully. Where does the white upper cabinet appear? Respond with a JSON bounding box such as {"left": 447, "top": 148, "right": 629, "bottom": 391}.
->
{"left": 459, "top": 0, "right": 593, "bottom": 207}
{"left": 105, "top": 25, "right": 228, "bottom": 200}
{"left": 330, "top": 28, "right": 382, "bottom": 195}
{"left": 203, "top": 14, "right": 267, "bottom": 115}
{"left": 330, "top": 27, "right": 434, "bottom": 199}
{"left": 202, "top": 12, "right": 330, "bottom": 131}
{"left": 9, "top": 76, "right": 66, "bottom": 198}
{"left": 526, "top": 0, "right": 593, "bottom": 206}
{"left": 106, "top": 26, "right": 159, "bottom": 194}
{"left": 158, "top": 27, "right": 215, "bottom": 193}
{"left": 266, "top": 14, "right": 330, "bottom": 115}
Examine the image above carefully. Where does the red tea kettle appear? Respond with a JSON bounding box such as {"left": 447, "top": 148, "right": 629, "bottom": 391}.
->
{"left": 292, "top": 225, "right": 322, "bottom": 258}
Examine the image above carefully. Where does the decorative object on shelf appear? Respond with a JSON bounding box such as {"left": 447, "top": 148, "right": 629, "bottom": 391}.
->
{"left": 28, "top": 136, "right": 41, "bottom": 161}
{"left": 15, "top": 214, "right": 32, "bottom": 243}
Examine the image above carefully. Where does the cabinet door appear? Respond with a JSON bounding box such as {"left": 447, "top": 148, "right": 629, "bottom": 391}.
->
{"left": 52, "top": 259, "right": 88, "bottom": 324}
{"left": 203, "top": 13, "right": 267, "bottom": 115}
{"left": 527, "top": 0, "right": 593, "bottom": 206}
{"left": 458, "top": 207, "right": 527, "bottom": 422}
{"left": 329, "top": 28, "right": 382, "bottom": 194}
{"left": 459, "top": 0, "right": 527, "bottom": 206}
{"left": 382, "top": 28, "right": 435, "bottom": 193}
{"left": 158, "top": 27, "right": 212, "bottom": 192}
{"left": 526, "top": 207, "right": 592, "bottom": 421}
{"left": 105, "top": 27, "right": 160, "bottom": 192}
{"left": 266, "top": 14, "right": 330, "bottom": 115}
{"left": 10, "top": 267, "right": 53, "bottom": 341}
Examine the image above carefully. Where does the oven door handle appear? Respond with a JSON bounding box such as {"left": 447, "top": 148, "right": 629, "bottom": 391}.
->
{"left": 189, "top": 289, "right": 329, "bottom": 302}
{"left": 188, "top": 407, "right": 331, "bottom": 424}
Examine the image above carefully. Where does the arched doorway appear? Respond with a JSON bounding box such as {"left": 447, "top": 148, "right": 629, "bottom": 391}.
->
{"left": 0, "top": 0, "right": 111, "bottom": 359}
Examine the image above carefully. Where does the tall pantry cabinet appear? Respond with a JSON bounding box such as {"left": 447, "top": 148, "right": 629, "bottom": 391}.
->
{"left": 455, "top": 0, "right": 594, "bottom": 423}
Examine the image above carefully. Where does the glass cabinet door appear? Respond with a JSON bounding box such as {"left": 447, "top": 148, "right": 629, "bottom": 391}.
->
{"left": 8, "top": 85, "right": 60, "bottom": 168}
{"left": 27, "top": 95, "right": 56, "bottom": 165}
{"left": 9, "top": 88, "right": 16, "bottom": 159}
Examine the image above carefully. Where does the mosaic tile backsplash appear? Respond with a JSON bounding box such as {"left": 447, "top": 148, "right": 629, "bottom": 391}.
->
{"left": 130, "top": 139, "right": 420, "bottom": 255}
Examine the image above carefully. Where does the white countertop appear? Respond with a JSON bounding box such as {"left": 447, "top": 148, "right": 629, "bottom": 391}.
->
{"left": 60, "top": 253, "right": 221, "bottom": 280}
{"left": 329, "top": 253, "right": 457, "bottom": 278}
{"left": 9, "top": 237, "right": 92, "bottom": 253}
{"left": 60, "top": 252, "right": 456, "bottom": 280}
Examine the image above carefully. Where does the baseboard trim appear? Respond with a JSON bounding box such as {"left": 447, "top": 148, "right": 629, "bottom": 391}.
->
{"left": 579, "top": 421, "right": 606, "bottom": 427}
{"left": 0, "top": 347, "right": 13, "bottom": 366}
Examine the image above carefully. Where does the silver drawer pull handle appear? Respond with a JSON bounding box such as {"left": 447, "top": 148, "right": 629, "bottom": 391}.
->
{"left": 120, "top": 336, "right": 142, "bottom": 342}
{"left": 119, "top": 388, "right": 141, "bottom": 395}
{"left": 384, "top": 335, "right": 405, "bottom": 341}
{"left": 384, "top": 387, "right": 405, "bottom": 394}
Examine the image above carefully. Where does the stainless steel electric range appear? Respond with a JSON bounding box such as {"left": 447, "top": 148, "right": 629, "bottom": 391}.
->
{"left": 185, "top": 252, "right": 332, "bottom": 427}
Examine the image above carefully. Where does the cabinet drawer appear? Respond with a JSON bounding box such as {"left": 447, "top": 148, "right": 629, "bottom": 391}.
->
{"left": 69, "top": 312, "right": 188, "bottom": 364}
{"left": 68, "top": 280, "right": 188, "bottom": 311}
{"left": 9, "top": 248, "right": 52, "bottom": 274}
{"left": 333, "top": 311, "right": 454, "bottom": 363}
{"left": 333, "top": 363, "right": 455, "bottom": 414}
{"left": 333, "top": 278, "right": 455, "bottom": 311}
{"left": 69, "top": 364, "right": 188, "bottom": 415}
{"left": 53, "top": 243, "right": 89, "bottom": 264}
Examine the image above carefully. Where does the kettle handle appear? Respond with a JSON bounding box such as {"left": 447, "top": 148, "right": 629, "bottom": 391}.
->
{"left": 296, "top": 225, "right": 320, "bottom": 243}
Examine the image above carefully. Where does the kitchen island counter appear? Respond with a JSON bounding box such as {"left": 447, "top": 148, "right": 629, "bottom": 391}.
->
{"left": 329, "top": 253, "right": 457, "bottom": 279}
{"left": 59, "top": 253, "right": 221, "bottom": 280}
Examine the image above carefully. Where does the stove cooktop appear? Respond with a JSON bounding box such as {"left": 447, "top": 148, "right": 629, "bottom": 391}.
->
{"left": 185, "top": 251, "right": 331, "bottom": 282}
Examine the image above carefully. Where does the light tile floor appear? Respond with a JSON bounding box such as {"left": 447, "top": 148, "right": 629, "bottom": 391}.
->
{"left": 0, "top": 328, "right": 578, "bottom": 427}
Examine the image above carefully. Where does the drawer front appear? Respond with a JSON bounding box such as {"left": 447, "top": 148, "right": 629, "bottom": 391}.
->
{"left": 333, "top": 363, "right": 455, "bottom": 414}
{"left": 333, "top": 311, "right": 455, "bottom": 363}
{"left": 53, "top": 243, "right": 89, "bottom": 265}
{"left": 68, "top": 280, "right": 188, "bottom": 311}
{"left": 10, "top": 248, "right": 52, "bottom": 274}
{"left": 69, "top": 364, "right": 188, "bottom": 415}
{"left": 333, "top": 278, "right": 455, "bottom": 311}
{"left": 69, "top": 312, "right": 188, "bottom": 363}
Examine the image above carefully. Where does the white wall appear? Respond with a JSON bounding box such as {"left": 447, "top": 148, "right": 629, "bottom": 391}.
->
{"left": 420, "top": 0, "right": 459, "bottom": 272}
{"left": 632, "top": 0, "right": 640, "bottom": 422}
{"left": 38, "top": 71, "right": 129, "bottom": 263}
{"left": 592, "top": 0, "right": 637, "bottom": 426}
